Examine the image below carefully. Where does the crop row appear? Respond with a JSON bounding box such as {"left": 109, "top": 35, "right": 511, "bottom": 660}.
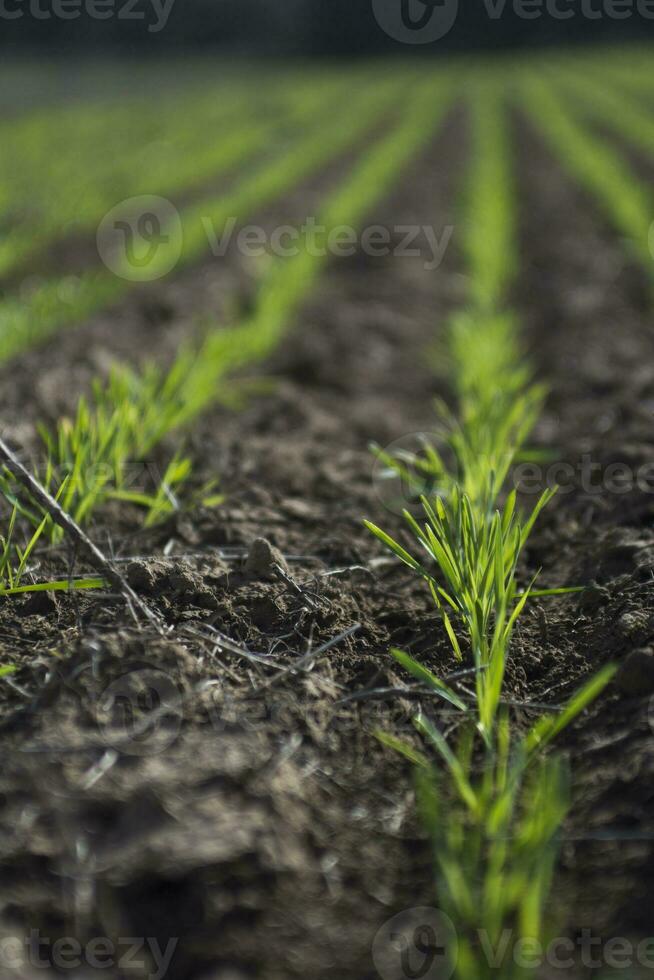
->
{"left": 0, "top": 66, "right": 633, "bottom": 973}
{"left": 557, "top": 64, "right": 654, "bottom": 161}
{"left": 367, "top": 80, "right": 614, "bottom": 979}
{"left": 0, "top": 75, "right": 415, "bottom": 365}
{"left": 0, "top": 73, "right": 355, "bottom": 278}
{"left": 0, "top": 76, "right": 451, "bottom": 591}
{"left": 522, "top": 76, "right": 653, "bottom": 273}
{"left": 0, "top": 69, "right": 340, "bottom": 213}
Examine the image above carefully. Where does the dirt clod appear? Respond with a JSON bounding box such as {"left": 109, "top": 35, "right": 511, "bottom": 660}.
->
{"left": 244, "top": 537, "right": 289, "bottom": 580}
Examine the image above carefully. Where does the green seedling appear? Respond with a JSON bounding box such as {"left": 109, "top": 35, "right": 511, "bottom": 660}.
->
{"left": 368, "top": 483, "right": 557, "bottom": 744}
{"left": 2, "top": 75, "right": 453, "bottom": 545}
{"left": 378, "top": 662, "right": 616, "bottom": 979}
{"left": 367, "top": 80, "right": 616, "bottom": 980}
{"left": 0, "top": 75, "right": 328, "bottom": 278}
{"left": 465, "top": 82, "right": 517, "bottom": 312}
{"left": 0, "top": 497, "right": 104, "bottom": 596}
{"left": 0, "top": 76, "right": 406, "bottom": 364}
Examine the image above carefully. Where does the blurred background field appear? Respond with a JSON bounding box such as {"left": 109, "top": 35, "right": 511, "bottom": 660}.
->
{"left": 1, "top": 5, "right": 654, "bottom": 978}
{"left": 2, "top": 0, "right": 654, "bottom": 55}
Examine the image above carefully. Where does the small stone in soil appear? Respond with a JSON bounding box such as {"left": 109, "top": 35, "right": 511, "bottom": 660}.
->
{"left": 244, "top": 538, "right": 289, "bottom": 580}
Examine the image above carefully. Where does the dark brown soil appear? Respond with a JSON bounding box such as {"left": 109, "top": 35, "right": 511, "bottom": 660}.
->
{"left": 513, "top": 112, "right": 654, "bottom": 954}
{"left": 0, "top": 114, "right": 466, "bottom": 980}
{"left": 1, "top": 102, "right": 653, "bottom": 980}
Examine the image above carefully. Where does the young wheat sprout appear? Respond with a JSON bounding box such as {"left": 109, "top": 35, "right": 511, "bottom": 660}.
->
{"left": 367, "top": 79, "right": 616, "bottom": 980}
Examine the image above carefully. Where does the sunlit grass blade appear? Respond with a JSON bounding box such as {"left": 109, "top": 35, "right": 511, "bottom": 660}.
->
{"left": 391, "top": 649, "right": 468, "bottom": 711}
{"left": 525, "top": 663, "right": 618, "bottom": 756}
{"left": 1, "top": 578, "right": 106, "bottom": 595}
{"left": 374, "top": 730, "right": 432, "bottom": 770}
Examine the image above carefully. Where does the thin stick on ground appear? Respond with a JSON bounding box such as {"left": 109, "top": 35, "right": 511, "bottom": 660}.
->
{"left": 261, "top": 623, "right": 362, "bottom": 690}
{"left": 0, "top": 436, "right": 166, "bottom": 634}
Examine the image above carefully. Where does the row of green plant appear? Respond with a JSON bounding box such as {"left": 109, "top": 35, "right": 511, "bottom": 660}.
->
{"left": 520, "top": 76, "right": 653, "bottom": 272}
{"left": 0, "top": 87, "right": 216, "bottom": 232}
{"left": 0, "top": 78, "right": 451, "bottom": 589}
{"left": 0, "top": 74, "right": 354, "bottom": 279}
{"left": 556, "top": 66, "right": 654, "bottom": 161}
{"left": 125, "top": 73, "right": 413, "bottom": 282}
{"left": 1, "top": 100, "right": 139, "bottom": 208}
{"left": 510, "top": 48, "right": 654, "bottom": 93}
{"left": 586, "top": 58, "right": 654, "bottom": 96}
{"left": 0, "top": 70, "right": 315, "bottom": 221}
{"left": 465, "top": 82, "right": 517, "bottom": 312}
{"left": 367, "top": 83, "right": 615, "bottom": 979}
{"left": 0, "top": 75, "right": 407, "bottom": 365}
{"left": 0, "top": 499, "right": 105, "bottom": 596}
